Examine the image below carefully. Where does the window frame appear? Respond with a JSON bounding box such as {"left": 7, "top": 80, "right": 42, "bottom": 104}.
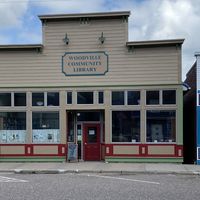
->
{"left": 145, "top": 109, "right": 177, "bottom": 144}
{"left": 111, "top": 109, "right": 141, "bottom": 144}
{"left": 0, "top": 92, "right": 12, "bottom": 107}
{"left": 32, "top": 92, "right": 60, "bottom": 107}
{"left": 32, "top": 111, "right": 60, "bottom": 144}
{"left": 77, "top": 91, "right": 94, "bottom": 105}
{"left": 0, "top": 111, "right": 27, "bottom": 144}
{"left": 14, "top": 92, "right": 27, "bottom": 107}
{"left": 66, "top": 91, "right": 73, "bottom": 105}
{"left": 98, "top": 91, "right": 104, "bottom": 104}
{"left": 111, "top": 91, "right": 125, "bottom": 106}
{"left": 162, "top": 90, "right": 176, "bottom": 105}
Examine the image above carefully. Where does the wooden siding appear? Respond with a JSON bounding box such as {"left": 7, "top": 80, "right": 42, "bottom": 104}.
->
{"left": 0, "top": 18, "right": 181, "bottom": 88}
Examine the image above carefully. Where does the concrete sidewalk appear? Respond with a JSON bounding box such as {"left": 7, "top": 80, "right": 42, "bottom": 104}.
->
{"left": 0, "top": 162, "right": 200, "bottom": 175}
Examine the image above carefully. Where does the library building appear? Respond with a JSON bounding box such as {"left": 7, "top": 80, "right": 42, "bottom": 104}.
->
{"left": 0, "top": 11, "right": 184, "bottom": 162}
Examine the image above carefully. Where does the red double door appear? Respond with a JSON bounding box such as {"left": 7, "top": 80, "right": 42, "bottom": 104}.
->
{"left": 83, "top": 123, "right": 101, "bottom": 161}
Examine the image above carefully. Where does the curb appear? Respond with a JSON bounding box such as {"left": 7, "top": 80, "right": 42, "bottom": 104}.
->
{"left": 1, "top": 169, "right": 197, "bottom": 175}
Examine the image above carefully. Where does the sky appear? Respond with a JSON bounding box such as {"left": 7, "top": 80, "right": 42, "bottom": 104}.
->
{"left": 0, "top": 0, "right": 199, "bottom": 80}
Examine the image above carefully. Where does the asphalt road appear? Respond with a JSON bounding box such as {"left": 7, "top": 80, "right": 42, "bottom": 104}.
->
{"left": 0, "top": 173, "right": 200, "bottom": 200}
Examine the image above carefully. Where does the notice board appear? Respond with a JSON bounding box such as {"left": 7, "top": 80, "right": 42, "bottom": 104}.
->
{"left": 67, "top": 143, "right": 78, "bottom": 162}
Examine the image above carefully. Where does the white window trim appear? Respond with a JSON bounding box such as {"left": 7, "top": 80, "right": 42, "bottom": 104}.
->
{"left": 76, "top": 91, "right": 94, "bottom": 105}
{"left": 145, "top": 109, "right": 177, "bottom": 144}
{"left": 110, "top": 109, "right": 141, "bottom": 144}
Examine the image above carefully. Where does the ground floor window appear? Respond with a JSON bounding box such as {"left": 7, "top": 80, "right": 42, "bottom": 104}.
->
{"left": 32, "top": 112, "right": 60, "bottom": 143}
{"left": 112, "top": 111, "right": 140, "bottom": 142}
{"left": 146, "top": 110, "right": 176, "bottom": 142}
{"left": 0, "top": 112, "right": 26, "bottom": 143}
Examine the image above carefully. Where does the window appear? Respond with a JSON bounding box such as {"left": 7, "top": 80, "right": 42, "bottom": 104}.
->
{"left": 77, "top": 92, "right": 93, "bottom": 104}
{"left": 47, "top": 92, "right": 59, "bottom": 106}
{"left": 0, "top": 93, "right": 11, "bottom": 106}
{"left": 146, "top": 110, "right": 176, "bottom": 142}
{"left": 77, "top": 112, "right": 100, "bottom": 122}
{"left": 0, "top": 112, "right": 26, "bottom": 143}
{"left": 146, "top": 91, "right": 159, "bottom": 105}
{"left": 112, "top": 111, "right": 140, "bottom": 142}
{"left": 32, "top": 93, "right": 44, "bottom": 106}
{"left": 67, "top": 92, "right": 72, "bottom": 104}
{"left": 32, "top": 112, "right": 60, "bottom": 143}
{"left": 67, "top": 112, "right": 75, "bottom": 142}
{"left": 163, "top": 90, "right": 176, "bottom": 104}
{"left": 14, "top": 93, "right": 26, "bottom": 106}
{"left": 112, "top": 91, "right": 124, "bottom": 105}
{"left": 128, "top": 91, "right": 140, "bottom": 105}
{"left": 98, "top": 91, "right": 104, "bottom": 104}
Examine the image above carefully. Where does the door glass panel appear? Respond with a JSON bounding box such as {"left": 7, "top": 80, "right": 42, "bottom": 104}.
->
{"left": 87, "top": 127, "right": 97, "bottom": 143}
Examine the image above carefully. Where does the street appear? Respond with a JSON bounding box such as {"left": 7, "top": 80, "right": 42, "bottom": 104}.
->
{"left": 0, "top": 173, "right": 200, "bottom": 200}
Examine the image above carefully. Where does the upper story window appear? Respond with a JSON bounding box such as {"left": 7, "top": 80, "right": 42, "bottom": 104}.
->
{"left": 0, "top": 93, "right": 11, "bottom": 106}
{"left": 127, "top": 91, "right": 140, "bottom": 105}
{"left": 77, "top": 92, "right": 93, "bottom": 104}
{"left": 14, "top": 93, "right": 26, "bottom": 106}
{"left": 66, "top": 92, "right": 72, "bottom": 104}
{"left": 162, "top": 90, "right": 176, "bottom": 104}
{"left": 47, "top": 92, "right": 59, "bottom": 106}
{"left": 32, "top": 92, "right": 59, "bottom": 107}
{"left": 32, "top": 93, "right": 44, "bottom": 106}
{"left": 98, "top": 91, "right": 104, "bottom": 104}
{"left": 146, "top": 91, "right": 159, "bottom": 105}
{"left": 112, "top": 91, "right": 124, "bottom": 105}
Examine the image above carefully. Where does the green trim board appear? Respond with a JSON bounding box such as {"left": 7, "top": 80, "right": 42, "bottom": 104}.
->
{"left": 105, "top": 157, "right": 183, "bottom": 163}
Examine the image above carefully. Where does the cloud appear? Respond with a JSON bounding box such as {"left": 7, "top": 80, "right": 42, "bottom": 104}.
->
{"left": 0, "top": 0, "right": 199, "bottom": 79}
{"left": 105, "top": 0, "right": 200, "bottom": 79}
{"left": 0, "top": 0, "right": 29, "bottom": 28}
{"left": 32, "top": 0, "right": 106, "bottom": 13}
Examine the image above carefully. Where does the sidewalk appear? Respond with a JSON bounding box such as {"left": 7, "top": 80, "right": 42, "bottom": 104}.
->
{"left": 0, "top": 162, "right": 200, "bottom": 175}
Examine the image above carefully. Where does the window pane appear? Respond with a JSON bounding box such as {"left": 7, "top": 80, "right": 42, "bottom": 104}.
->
{"left": 128, "top": 91, "right": 140, "bottom": 105}
{"left": 32, "top": 93, "right": 44, "bottom": 106}
{"left": 67, "top": 112, "right": 75, "bottom": 142}
{"left": 47, "top": 92, "right": 59, "bottom": 106}
{"left": 67, "top": 92, "right": 72, "bottom": 104}
{"left": 32, "top": 112, "right": 60, "bottom": 143}
{"left": 32, "top": 112, "right": 59, "bottom": 129}
{"left": 163, "top": 90, "right": 176, "bottom": 104}
{"left": 146, "top": 91, "right": 159, "bottom": 105}
{"left": 0, "top": 93, "right": 11, "bottom": 106}
{"left": 112, "top": 91, "right": 124, "bottom": 105}
{"left": 14, "top": 93, "right": 26, "bottom": 106}
{"left": 0, "top": 112, "right": 26, "bottom": 143}
{"left": 146, "top": 110, "right": 176, "bottom": 142}
{"left": 98, "top": 92, "right": 104, "bottom": 104}
{"left": 112, "top": 111, "right": 140, "bottom": 142}
{"left": 77, "top": 92, "right": 93, "bottom": 104}
{"left": 77, "top": 112, "right": 100, "bottom": 122}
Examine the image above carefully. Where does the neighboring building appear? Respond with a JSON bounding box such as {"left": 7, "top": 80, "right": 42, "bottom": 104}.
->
{"left": 0, "top": 11, "right": 184, "bottom": 162}
{"left": 196, "top": 53, "right": 200, "bottom": 164}
{"left": 184, "top": 53, "right": 200, "bottom": 165}
{"left": 183, "top": 63, "right": 196, "bottom": 164}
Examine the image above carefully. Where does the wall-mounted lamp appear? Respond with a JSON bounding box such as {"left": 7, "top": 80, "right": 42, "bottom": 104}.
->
{"left": 99, "top": 32, "right": 105, "bottom": 44}
{"left": 63, "top": 33, "right": 69, "bottom": 45}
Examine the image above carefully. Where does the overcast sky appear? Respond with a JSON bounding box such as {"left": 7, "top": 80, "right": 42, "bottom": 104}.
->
{"left": 0, "top": 0, "right": 199, "bottom": 80}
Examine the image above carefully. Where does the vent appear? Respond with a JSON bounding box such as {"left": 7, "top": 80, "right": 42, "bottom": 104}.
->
{"left": 197, "top": 147, "right": 200, "bottom": 160}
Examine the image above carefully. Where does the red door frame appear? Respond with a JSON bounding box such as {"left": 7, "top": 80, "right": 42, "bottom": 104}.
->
{"left": 83, "top": 123, "right": 101, "bottom": 161}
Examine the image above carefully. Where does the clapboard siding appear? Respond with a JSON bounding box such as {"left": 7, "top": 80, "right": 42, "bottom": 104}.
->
{"left": 0, "top": 17, "right": 181, "bottom": 87}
